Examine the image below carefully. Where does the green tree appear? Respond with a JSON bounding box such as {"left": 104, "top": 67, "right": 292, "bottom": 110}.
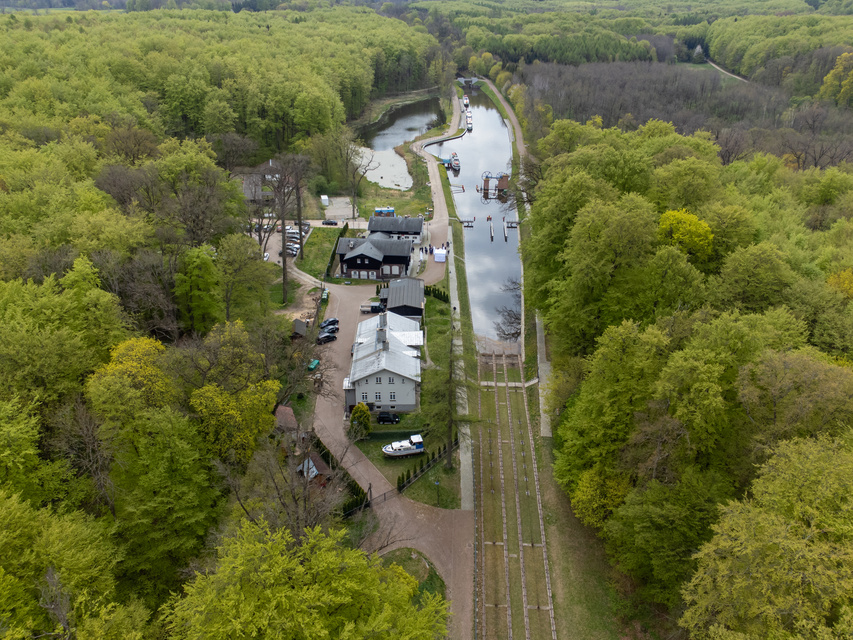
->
{"left": 712, "top": 242, "right": 797, "bottom": 313}
{"left": 605, "top": 467, "right": 733, "bottom": 608}
{"left": 680, "top": 435, "right": 853, "bottom": 639}
{"left": 658, "top": 208, "right": 714, "bottom": 265}
{"left": 349, "top": 402, "right": 372, "bottom": 441}
{"left": 215, "top": 233, "right": 276, "bottom": 322}
{"left": 111, "top": 408, "right": 220, "bottom": 605}
{"left": 190, "top": 380, "right": 280, "bottom": 465}
{"left": 0, "top": 397, "right": 69, "bottom": 506}
{"left": 174, "top": 246, "right": 222, "bottom": 335}
{"left": 165, "top": 523, "right": 449, "bottom": 640}
{"left": 0, "top": 489, "right": 147, "bottom": 638}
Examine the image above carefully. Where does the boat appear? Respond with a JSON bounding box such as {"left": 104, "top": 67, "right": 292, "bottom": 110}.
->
{"left": 450, "top": 152, "right": 460, "bottom": 171}
{"left": 466, "top": 119, "right": 473, "bottom": 131}
{"left": 462, "top": 94, "right": 469, "bottom": 107}
{"left": 382, "top": 434, "right": 425, "bottom": 457}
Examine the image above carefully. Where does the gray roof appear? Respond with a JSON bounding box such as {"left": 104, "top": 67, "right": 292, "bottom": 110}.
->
{"left": 355, "top": 312, "right": 423, "bottom": 347}
{"left": 337, "top": 237, "right": 412, "bottom": 260}
{"left": 350, "top": 346, "right": 421, "bottom": 382}
{"left": 350, "top": 312, "right": 422, "bottom": 382}
{"left": 387, "top": 277, "right": 424, "bottom": 311}
{"left": 368, "top": 216, "right": 424, "bottom": 235}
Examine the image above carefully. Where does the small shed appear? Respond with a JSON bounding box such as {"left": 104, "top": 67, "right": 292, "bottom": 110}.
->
{"left": 297, "top": 451, "right": 332, "bottom": 484}
{"left": 320, "top": 195, "right": 330, "bottom": 207}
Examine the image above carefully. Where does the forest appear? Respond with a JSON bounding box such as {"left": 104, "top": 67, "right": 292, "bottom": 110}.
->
{"left": 0, "top": 8, "right": 449, "bottom": 639}
{"left": 3, "top": 0, "right": 853, "bottom": 637}
{"left": 522, "top": 117, "right": 853, "bottom": 637}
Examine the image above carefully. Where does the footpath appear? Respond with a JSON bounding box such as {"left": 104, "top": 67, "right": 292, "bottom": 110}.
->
{"left": 302, "top": 87, "right": 475, "bottom": 640}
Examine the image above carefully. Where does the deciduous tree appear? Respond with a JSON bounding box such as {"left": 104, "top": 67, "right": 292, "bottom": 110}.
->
{"left": 165, "top": 523, "right": 449, "bottom": 640}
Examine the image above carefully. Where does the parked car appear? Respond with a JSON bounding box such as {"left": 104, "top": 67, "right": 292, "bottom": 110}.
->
{"left": 319, "top": 318, "right": 338, "bottom": 329}
{"left": 377, "top": 412, "right": 401, "bottom": 425}
{"left": 322, "top": 219, "right": 338, "bottom": 226}
{"left": 316, "top": 332, "right": 337, "bottom": 344}
{"left": 324, "top": 324, "right": 339, "bottom": 334}
{"left": 263, "top": 253, "right": 270, "bottom": 261}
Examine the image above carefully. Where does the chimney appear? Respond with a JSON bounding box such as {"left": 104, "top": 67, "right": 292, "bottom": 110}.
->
{"left": 349, "top": 241, "right": 354, "bottom": 249}
{"left": 379, "top": 312, "right": 387, "bottom": 329}
{"left": 377, "top": 327, "right": 387, "bottom": 348}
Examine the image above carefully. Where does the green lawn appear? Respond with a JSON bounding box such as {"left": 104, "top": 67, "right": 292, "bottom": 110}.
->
{"left": 355, "top": 430, "right": 461, "bottom": 509}
{"left": 268, "top": 280, "right": 301, "bottom": 309}
{"left": 295, "top": 227, "right": 354, "bottom": 280}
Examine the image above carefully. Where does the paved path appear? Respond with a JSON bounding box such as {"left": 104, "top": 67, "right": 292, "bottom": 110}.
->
{"left": 535, "top": 315, "right": 552, "bottom": 438}
{"left": 301, "top": 88, "right": 477, "bottom": 640}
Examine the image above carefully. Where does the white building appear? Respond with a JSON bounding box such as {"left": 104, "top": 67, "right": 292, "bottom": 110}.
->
{"left": 344, "top": 312, "right": 422, "bottom": 413}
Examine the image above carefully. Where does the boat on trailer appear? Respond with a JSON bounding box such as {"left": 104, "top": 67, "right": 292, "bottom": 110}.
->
{"left": 382, "top": 434, "right": 425, "bottom": 457}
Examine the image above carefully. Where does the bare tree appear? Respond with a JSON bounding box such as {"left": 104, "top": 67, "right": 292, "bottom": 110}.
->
{"left": 494, "top": 278, "right": 522, "bottom": 342}
{"left": 223, "top": 433, "right": 351, "bottom": 542}
{"left": 39, "top": 567, "right": 73, "bottom": 640}
{"left": 337, "top": 128, "right": 378, "bottom": 219}
{"left": 49, "top": 398, "right": 115, "bottom": 517}
{"left": 208, "top": 132, "right": 258, "bottom": 173}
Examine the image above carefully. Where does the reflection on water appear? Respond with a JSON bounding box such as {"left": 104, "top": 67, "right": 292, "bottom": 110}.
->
{"left": 494, "top": 278, "right": 522, "bottom": 342}
{"left": 361, "top": 98, "right": 444, "bottom": 151}
{"left": 427, "top": 89, "right": 521, "bottom": 340}
{"left": 359, "top": 98, "right": 444, "bottom": 190}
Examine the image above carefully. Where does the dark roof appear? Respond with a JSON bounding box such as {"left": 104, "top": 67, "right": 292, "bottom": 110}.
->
{"left": 336, "top": 237, "right": 412, "bottom": 260}
{"left": 387, "top": 277, "right": 424, "bottom": 311}
{"left": 367, "top": 216, "right": 423, "bottom": 235}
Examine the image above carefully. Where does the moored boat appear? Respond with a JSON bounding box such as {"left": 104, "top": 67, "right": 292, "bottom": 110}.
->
{"left": 382, "top": 434, "right": 425, "bottom": 457}
{"left": 451, "top": 152, "right": 460, "bottom": 171}
{"left": 463, "top": 94, "right": 469, "bottom": 107}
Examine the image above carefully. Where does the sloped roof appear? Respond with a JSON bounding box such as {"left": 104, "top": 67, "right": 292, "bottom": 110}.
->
{"left": 368, "top": 216, "right": 424, "bottom": 234}
{"left": 355, "top": 312, "right": 422, "bottom": 347}
{"left": 387, "top": 277, "right": 424, "bottom": 311}
{"left": 350, "top": 346, "right": 421, "bottom": 382}
{"left": 336, "top": 237, "right": 412, "bottom": 260}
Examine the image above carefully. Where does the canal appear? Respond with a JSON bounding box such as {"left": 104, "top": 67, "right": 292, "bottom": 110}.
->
{"left": 426, "top": 88, "right": 521, "bottom": 341}
{"left": 362, "top": 89, "right": 521, "bottom": 341}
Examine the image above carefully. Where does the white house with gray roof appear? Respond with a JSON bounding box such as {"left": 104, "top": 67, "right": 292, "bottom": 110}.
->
{"left": 343, "top": 312, "right": 422, "bottom": 413}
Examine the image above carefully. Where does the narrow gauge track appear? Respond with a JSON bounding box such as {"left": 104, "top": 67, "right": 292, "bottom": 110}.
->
{"left": 476, "top": 352, "right": 557, "bottom": 640}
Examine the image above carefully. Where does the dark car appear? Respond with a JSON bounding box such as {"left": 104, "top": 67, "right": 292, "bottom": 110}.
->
{"left": 324, "top": 324, "right": 339, "bottom": 334}
{"left": 319, "top": 318, "right": 339, "bottom": 329}
{"left": 377, "top": 412, "right": 400, "bottom": 424}
{"left": 316, "top": 332, "right": 337, "bottom": 344}
{"left": 322, "top": 219, "right": 338, "bottom": 226}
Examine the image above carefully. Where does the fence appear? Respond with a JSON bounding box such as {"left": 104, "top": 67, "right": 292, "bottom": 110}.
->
{"left": 340, "top": 435, "right": 461, "bottom": 518}
{"left": 324, "top": 221, "right": 349, "bottom": 278}
{"left": 396, "top": 435, "right": 459, "bottom": 492}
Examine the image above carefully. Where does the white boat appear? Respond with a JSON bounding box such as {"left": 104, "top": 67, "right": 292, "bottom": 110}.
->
{"left": 466, "top": 119, "right": 473, "bottom": 131}
{"left": 382, "top": 434, "right": 425, "bottom": 457}
{"left": 450, "top": 152, "right": 460, "bottom": 171}
{"left": 463, "top": 94, "right": 469, "bottom": 107}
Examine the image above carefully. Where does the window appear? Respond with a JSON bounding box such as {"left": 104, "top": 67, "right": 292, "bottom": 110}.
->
{"left": 375, "top": 376, "right": 382, "bottom": 384}
{"left": 375, "top": 392, "right": 381, "bottom": 401}
{"left": 390, "top": 392, "right": 396, "bottom": 401}
{"left": 388, "top": 377, "right": 395, "bottom": 385}
{"left": 357, "top": 258, "right": 361, "bottom": 264}
{"left": 361, "top": 392, "right": 367, "bottom": 401}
